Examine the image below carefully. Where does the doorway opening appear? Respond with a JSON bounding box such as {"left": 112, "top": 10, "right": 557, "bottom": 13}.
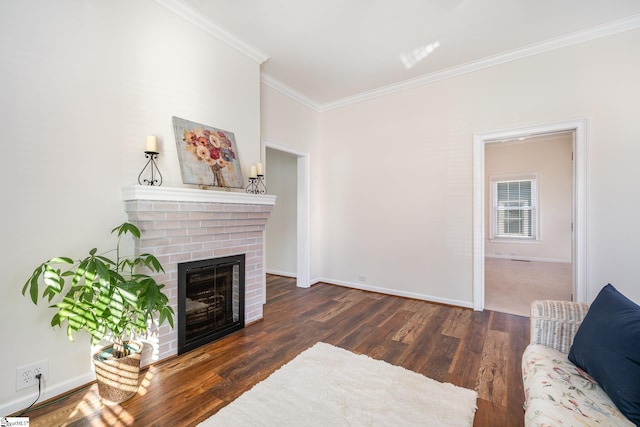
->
{"left": 483, "top": 132, "right": 573, "bottom": 316}
{"left": 263, "top": 140, "right": 311, "bottom": 297}
{"left": 473, "top": 119, "right": 587, "bottom": 312}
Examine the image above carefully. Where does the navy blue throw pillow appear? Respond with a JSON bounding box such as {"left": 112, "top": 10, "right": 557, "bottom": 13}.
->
{"left": 568, "top": 284, "right": 640, "bottom": 424}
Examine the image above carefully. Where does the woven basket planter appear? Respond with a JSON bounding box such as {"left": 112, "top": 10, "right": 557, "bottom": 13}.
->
{"left": 93, "top": 340, "right": 143, "bottom": 404}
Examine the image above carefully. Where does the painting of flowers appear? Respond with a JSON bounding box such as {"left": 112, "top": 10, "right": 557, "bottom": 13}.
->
{"left": 172, "top": 116, "right": 244, "bottom": 189}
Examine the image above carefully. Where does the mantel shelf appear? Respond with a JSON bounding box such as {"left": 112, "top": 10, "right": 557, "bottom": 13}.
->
{"left": 122, "top": 184, "right": 276, "bottom": 205}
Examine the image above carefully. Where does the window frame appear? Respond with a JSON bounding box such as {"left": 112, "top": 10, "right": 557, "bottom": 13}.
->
{"left": 490, "top": 174, "right": 539, "bottom": 241}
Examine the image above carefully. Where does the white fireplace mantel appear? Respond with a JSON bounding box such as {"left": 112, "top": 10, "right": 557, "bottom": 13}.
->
{"left": 122, "top": 184, "right": 276, "bottom": 205}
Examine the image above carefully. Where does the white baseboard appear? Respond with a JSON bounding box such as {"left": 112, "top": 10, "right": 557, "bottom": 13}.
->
{"left": 485, "top": 254, "right": 571, "bottom": 263}
{"left": 311, "top": 277, "right": 473, "bottom": 309}
{"left": 1, "top": 372, "right": 95, "bottom": 417}
{"left": 266, "top": 269, "right": 297, "bottom": 278}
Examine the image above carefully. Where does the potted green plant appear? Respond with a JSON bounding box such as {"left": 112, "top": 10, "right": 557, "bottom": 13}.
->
{"left": 22, "top": 222, "right": 174, "bottom": 403}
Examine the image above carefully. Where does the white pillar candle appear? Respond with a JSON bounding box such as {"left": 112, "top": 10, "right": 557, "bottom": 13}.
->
{"left": 250, "top": 165, "right": 257, "bottom": 178}
{"left": 256, "top": 162, "right": 264, "bottom": 175}
{"left": 146, "top": 135, "right": 158, "bottom": 153}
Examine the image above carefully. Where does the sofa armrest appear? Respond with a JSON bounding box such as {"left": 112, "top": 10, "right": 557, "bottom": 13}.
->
{"left": 529, "top": 300, "right": 590, "bottom": 354}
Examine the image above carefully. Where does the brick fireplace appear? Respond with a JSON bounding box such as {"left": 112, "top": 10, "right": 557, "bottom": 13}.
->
{"left": 122, "top": 185, "right": 275, "bottom": 365}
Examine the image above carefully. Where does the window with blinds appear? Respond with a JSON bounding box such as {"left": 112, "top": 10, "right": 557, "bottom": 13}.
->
{"left": 492, "top": 179, "right": 537, "bottom": 239}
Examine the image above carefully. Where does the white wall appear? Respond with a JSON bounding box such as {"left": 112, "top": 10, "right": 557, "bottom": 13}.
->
{"left": 485, "top": 134, "right": 573, "bottom": 262}
{"left": 261, "top": 86, "right": 321, "bottom": 279}
{"left": 265, "top": 148, "right": 297, "bottom": 276}
{"left": 312, "top": 28, "right": 640, "bottom": 307}
{"left": 0, "top": 0, "right": 261, "bottom": 414}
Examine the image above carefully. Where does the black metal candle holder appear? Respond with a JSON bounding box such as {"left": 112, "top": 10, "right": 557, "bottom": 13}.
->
{"left": 138, "top": 151, "right": 163, "bottom": 186}
{"left": 246, "top": 175, "right": 267, "bottom": 194}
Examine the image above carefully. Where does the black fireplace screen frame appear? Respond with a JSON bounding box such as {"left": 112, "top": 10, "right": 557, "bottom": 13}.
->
{"left": 177, "top": 254, "right": 245, "bottom": 355}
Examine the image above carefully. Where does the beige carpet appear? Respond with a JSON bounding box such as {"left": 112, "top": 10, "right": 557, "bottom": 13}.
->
{"left": 199, "top": 342, "right": 478, "bottom": 426}
{"left": 485, "top": 258, "right": 572, "bottom": 317}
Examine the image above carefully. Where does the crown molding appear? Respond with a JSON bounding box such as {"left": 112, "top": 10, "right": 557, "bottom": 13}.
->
{"left": 260, "top": 73, "right": 320, "bottom": 111}
{"left": 156, "top": 1, "right": 640, "bottom": 111}
{"left": 154, "top": 0, "right": 270, "bottom": 64}
{"left": 265, "top": 13, "right": 640, "bottom": 112}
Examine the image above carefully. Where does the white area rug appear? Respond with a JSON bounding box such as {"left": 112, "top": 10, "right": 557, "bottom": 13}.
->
{"left": 199, "top": 342, "right": 478, "bottom": 426}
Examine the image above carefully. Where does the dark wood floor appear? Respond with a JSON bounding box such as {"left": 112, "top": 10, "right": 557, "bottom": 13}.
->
{"left": 24, "top": 275, "right": 529, "bottom": 426}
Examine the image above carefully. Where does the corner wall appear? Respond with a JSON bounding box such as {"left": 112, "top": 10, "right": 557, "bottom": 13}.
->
{"left": 261, "top": 85, "right": 322, "bottom": 280}
{"left": 312, "top": 28, "right": 640, "bottom": 306}
{"left": 0, "top": 0, "right": 262, "bottom": 414}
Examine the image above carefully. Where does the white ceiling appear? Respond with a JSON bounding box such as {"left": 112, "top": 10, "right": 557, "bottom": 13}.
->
{"left": 181, "top": 0, "right": 640, "bottom": 109}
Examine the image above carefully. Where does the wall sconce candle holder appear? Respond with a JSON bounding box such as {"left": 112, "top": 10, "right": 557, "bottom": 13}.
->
{"left": 246, "top": 174, "right": 266, "bottom": 194}
{"left": 138, "top": 151, "right": 163, "bottom": 186}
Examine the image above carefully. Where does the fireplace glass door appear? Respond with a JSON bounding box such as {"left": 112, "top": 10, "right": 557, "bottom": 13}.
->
{"left": 178, "top": 254, "right": 245, "bottom": 354}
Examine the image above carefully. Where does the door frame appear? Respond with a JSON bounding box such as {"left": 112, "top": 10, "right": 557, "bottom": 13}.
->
{"left": 262, "top": 140, "right": 311, "bottom": 293}
{"left": 473, "top": 119, "right": 587, "bottom": 310}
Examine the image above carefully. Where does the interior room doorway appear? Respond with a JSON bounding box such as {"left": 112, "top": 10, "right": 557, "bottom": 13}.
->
{"left": 473, "top": 119, "right": 587, "bottom": 313}
{"left": 483, "top": 132, "right": 573, "bottom": 316}
{"left": 263, "top": 141, "right": 311, "bottom": 298}
{"left": 265, "top": 147, "right": 298, "bottom": 277}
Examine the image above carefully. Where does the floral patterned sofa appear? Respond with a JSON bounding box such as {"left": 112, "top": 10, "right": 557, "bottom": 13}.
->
{"left": 522, "top": 300, "right": 634, "bottom": 426}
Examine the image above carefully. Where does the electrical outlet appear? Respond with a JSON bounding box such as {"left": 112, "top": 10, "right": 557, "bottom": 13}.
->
{"left": 357, "top": 275, "right": 366, "bottom": 282}
{"left": 16, "top": 360, "right": 48, "bottom": 390}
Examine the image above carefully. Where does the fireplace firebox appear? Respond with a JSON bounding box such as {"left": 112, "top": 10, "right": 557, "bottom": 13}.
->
{"left": 177, "top": 254, "right": 245, "bottom": 355}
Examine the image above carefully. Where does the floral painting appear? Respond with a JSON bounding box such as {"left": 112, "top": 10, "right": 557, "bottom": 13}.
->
{"left": 172, "top": 116, "right": 244, "bottom": 189}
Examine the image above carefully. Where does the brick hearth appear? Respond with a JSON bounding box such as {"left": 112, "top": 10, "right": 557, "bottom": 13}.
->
{"left": 122, "top": 185, "right": 275, "bottom": 364}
